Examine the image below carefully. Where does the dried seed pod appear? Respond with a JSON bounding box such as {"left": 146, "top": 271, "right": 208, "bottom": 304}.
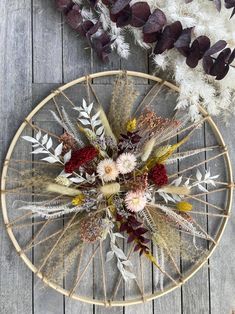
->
{"left": 59, "top": 132, "right": 77, "bottom": 155}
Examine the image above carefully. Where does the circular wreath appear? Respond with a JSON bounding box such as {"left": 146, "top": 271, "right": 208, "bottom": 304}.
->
{"left": 1, "top": 71, "right": 233, "bottom": 306}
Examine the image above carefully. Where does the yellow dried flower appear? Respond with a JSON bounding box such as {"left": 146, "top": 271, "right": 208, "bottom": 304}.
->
{"left": 176, "top": 201, "right": 192, "bottom": 212}
{"left": 126, "top": 118, "right": 137, "bottom": 132}
{"left": 72, "top": 194, "right": 85, "bottom": 206}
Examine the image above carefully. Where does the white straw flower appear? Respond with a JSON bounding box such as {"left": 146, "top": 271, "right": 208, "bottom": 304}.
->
{"left": 97, "top": 158, "right": 119, "bottom": 182}
{"left": 116, "top": 153, "right": 137, "bottom": 174}
{"left": 125, "top": 190, "right": 147, "bottom": 212}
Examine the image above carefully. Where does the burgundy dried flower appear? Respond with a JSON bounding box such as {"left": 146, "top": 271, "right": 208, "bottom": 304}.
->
{"left": 65, "top": 146, "right": 98, "bottom": 173}
{"left": 149, "top": 163, "right": 168, "bottom": 187}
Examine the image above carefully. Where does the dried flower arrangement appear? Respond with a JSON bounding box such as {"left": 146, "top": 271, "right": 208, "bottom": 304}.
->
{"left": 55, "top": 0, "right": 235, "bottom": 120}
{"left": 6, "top": 71, "right": 227, "bottom": 290}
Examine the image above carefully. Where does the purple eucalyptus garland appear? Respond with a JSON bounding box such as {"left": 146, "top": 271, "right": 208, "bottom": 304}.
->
{"left": 56, "top": 0, "right": 235, "bottom": 80}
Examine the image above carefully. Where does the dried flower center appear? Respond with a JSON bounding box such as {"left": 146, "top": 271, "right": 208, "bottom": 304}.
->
{"left": 123, "top": 160, "right": 131, "bottom": 168}
{"left": 104, "top": 165, "right": 113, "bottom": 174}
{"left": 132, "top": 197, "right": 140, "bottom": 205}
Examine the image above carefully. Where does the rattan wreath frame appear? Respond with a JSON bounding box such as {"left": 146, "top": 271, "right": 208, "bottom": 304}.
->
{"left": 1, "top": 70, "right": 233, "bottom": 306}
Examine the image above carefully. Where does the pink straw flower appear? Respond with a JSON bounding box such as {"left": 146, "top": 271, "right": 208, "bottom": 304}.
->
{"left": 125, "top": 190, "right": 147, "bottom": 212}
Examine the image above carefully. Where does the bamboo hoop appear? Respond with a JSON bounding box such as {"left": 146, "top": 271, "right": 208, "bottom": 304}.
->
{"left": 0, "top": 70, "right": 233, "bottom": 307}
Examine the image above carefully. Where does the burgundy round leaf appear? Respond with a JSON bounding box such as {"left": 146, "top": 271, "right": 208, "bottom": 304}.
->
{"left": 110, "top": 5, "right": 132, "bottom": 27}
{"left": 143, "top": 32, "right": 160, "bottom": 43}
{"left": 87, "top": 0, "right": 99, "bottom": 7}
{"left": 194, "top": 36, "right": 211, "bottom": 57}
{"left": 154, "top": 22, "right": 182, "bottom": 54}
{"left": 186, "top": 41, "right": 201, "bottom": 68}
{"left": 110, "top": 12, "right": 119, "bottom": 23}
{"left": 174, "top": 27, "right": 193, "bottom": 57}
{"left": 186, "top": 36, "right": 210, "bottom": 68}
{"left": 221, "top": 47, "right": 232, "bottom": 63}
{"left": 66, "top": 5, "right": 82, "bottom": 30}
{"left": 228, "top": 48, "right": 235, "bottom": 64}
{"left": 216, "top": 64, "right": 230, "bottom": 80}
{"left": 143, "top": 9, "right": 166, "bottom": 34}
{"left": 86, "top": 21, "right": 101, "bottom": 37}
{"left": 111, "top": 0, "right": 131, "bottom": 15}
{"left": 102, "top": 0, "right": 113, "bottom": 5}
{"left": 116, "top": 6, "right": 132, "bottom": 27}
{"left": 130, "top": 2, "right": 151, "bottom": 27}
{"left": 204, "top": 40, "right": 227, "bottom": 56}
{"left": 77, "top": 20, "right": 94, "bottom": 36}
{"left": 225, "top": 0, "right": 235, "bottom": 9}
{"left": 210, "top": 51, "right": 228, "bottom": 76}
{"left": 56, "top": 0, "right": 74, "bottom": 13}
{"left": 92, "top": 36, "right": 110, "bottom": 63}
{"left": 99, "top": 32, "right": 113, "bottom": 46}
{"left": 203, "top": 55, "right": 214, "bottom": 74}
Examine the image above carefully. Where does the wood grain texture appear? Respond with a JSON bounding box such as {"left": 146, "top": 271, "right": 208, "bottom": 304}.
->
{"left": 33, "top": 0, "right": 63, "bottom": 83}
{"left": 62, "top": 21, "right": 92, "bottom": 83}
{"left": 0, "top": 1, "right": 32, "bottom": 313}
{"left": 179, "top": 124, "right": 210, "bottom": 314}
{"left": 206, "top": 118, "right": 235, "bottom": 314}
{"left": 0, "top": 0, "right": 235, "bottom": 312}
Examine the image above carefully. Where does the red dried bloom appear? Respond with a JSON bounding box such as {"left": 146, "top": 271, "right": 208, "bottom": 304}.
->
{"left": 149, "top": 163, "right": 168, "bottom": 187}
{"left": 65, "top": 146, "right": 98, "bottom": 173}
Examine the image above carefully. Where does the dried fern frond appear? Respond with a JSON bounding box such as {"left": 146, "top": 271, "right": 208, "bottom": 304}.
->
{"left": 108, "top": 72, "right": 138, "bottom": 137}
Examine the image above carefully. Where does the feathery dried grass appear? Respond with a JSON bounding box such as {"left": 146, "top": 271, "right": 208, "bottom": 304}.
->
{"left": 108, "top": 72, "right": 138, "bottom": 137}
{"left": 37, "top": 217, "right": 83, "bottom": 285}
{"left": 145, "top": 207, "right": 201, "bottom": 263}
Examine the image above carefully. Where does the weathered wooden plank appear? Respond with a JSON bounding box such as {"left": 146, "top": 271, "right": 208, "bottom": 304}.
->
{"left": 206, "top": 117, "right": 235, "bottom": 314}
{"left": 0, "top": 1, "right": 32, "bottom": 313}
{"left": 92, "top": 48, "right": 121, "bottom": 84}
{"left": 32, "top": 91, "right": 64, "bottom": 313}
{"left": 62, "top": 22, "right": 92, "bottom": 83}
{"left": 179, "top": 122, "right": 210, "bottom": 314}
{"left": 121, "top": 34, "right": 149, "bottom": 85}
{"left": 33, "top": 0, "right": 63, "bottom": 83}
